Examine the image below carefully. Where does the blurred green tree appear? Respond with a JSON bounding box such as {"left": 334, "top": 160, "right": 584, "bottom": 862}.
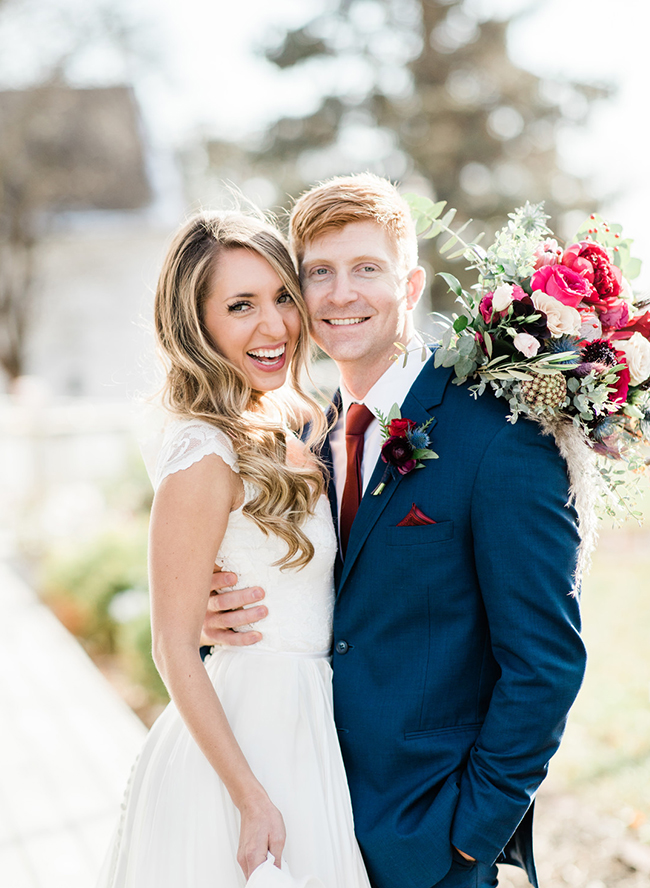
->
{"left": 205, "top": 0, "right": 608, "bottom": 307}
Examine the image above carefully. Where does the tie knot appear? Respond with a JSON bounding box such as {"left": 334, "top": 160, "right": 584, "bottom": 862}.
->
{"left": 346, "top": 403, "right": 374, "bottom": 437}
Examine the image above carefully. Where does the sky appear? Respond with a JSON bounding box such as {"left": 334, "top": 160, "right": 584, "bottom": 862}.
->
{"left": 1, "top": 0, "right": 649, "bottom": 284}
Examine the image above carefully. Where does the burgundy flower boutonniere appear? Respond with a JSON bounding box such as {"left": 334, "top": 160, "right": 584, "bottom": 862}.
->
{"left": 372, "top": 403, "right": 438, "bottom": 495}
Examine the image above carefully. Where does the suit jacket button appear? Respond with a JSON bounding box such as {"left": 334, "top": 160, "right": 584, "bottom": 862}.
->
{"left": 335, "top": 640, "right": 349, "bottom": 655}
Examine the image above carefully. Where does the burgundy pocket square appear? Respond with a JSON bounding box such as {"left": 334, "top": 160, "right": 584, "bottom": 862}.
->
{"left": 396, "top": 503, "right": 437, "bottom": 527}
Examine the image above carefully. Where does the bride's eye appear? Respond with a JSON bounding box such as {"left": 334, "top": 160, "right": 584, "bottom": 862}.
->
{"left": 277, "top": 292, "right": 294, "bottom": 304}
{"left": 228, "top": 301, "right": 252, "bottom": 313}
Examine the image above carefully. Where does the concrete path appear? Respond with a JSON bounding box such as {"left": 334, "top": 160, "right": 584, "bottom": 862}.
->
{"left": 0, "top": 561, "right": 146, "bottom": 888}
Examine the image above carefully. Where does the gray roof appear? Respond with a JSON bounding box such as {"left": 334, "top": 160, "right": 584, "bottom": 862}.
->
{"left": 0, "top": 85, "right": 151, "bottom": 212}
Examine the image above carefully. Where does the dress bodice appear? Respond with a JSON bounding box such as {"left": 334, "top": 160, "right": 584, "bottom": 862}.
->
{"left": 155, "top": 419, "right": 337, "bottom": 654}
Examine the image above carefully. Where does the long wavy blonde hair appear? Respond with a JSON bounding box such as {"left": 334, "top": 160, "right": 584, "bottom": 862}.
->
{"left": 155, "top": 211, "right": 327, "bottom": 569}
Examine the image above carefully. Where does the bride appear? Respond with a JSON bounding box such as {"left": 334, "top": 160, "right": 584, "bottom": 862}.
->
{"left": 97, "top": 211, "right": 370, "bottom": 888}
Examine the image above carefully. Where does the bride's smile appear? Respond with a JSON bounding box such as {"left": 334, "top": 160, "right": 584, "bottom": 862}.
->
{"left": 202, "top": 247, "right": 301, "bottom": 392}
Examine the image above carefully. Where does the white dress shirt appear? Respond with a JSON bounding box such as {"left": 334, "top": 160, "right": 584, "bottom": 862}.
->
{"left": 329, "top": 335, "right": 429, "bottom": 526}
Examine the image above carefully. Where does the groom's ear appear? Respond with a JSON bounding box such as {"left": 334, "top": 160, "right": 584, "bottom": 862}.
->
{"left": 405, "top": 266, "right": 426, "bottom": 310}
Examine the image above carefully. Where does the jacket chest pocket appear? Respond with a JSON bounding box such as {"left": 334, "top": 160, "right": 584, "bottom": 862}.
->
{"left": 388, "top": 520, "right": 454, "bottom": 546}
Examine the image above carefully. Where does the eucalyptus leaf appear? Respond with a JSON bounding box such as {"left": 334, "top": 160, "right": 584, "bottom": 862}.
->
{"left": 414, "top": 449, "right": 438, "bottom": 460}
{"left": 453, "top": 315, "right": 469, "bottom": 333}
{"left": 441, "top": 349, "right": 460, "bottom": 367}
{"left": 458, "top": 334, "right": 477, "bottom": 356}
{"left": 438, "top": 272, "right": 464, "bottom": 297}
{"left": 455, "top": 356, "right": 476, "bottom": 377}
{"left": 422, "top": 221, "right": 444, "bottom": 239}
{"left": 387, "top": 403, "right": 401, "bottom": 422}
{"left": 441, "top": 208, "right": 457, "bottom": 228}
{"left": 439, "top": 235, "right": 459, "bottom": 255}
{"left": 415, "top": 215, "right": 434, "bottom": 236}
{"left": 623, "top": 403, "right": 644, "bottom": 419}
{"left": 434, "top": 348, "right": 446, "bottom": 368}
{"left": 625, "top": 257, "right": 642, "bottom": 280}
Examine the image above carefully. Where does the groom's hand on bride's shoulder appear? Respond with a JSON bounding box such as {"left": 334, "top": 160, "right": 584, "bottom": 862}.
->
{"left": 200, "top": 569, "right": 267, "bottom": 647}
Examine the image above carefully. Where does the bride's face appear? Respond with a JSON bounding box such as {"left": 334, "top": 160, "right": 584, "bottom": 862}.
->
{"left": 203, "top": 247, "right": 301, "bottom": 393}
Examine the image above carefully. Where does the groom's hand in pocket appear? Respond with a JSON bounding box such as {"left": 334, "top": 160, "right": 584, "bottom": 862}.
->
{"left": 200, "top": 568, "right": 267, "bottom": 646}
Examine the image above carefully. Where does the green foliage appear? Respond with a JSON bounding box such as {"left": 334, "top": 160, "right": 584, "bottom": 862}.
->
{"left": 574, "top": 212, "right": 643, "bottom": 281}
{"left": 41, "top": 522, "right": 149, "bottom": 653}
{"left": 40, "top": 517, "right": 169, "bottom": 708}
{"left": 116, "top": 612, "right": 169, "bottom": 705}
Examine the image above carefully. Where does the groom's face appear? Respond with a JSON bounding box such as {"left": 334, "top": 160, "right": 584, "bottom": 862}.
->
{"left": 300, "top": 220, "right": 420, "bottom": 370}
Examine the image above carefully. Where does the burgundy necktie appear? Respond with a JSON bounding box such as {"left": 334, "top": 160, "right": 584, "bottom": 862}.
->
{"left": 339, "top": 403, "right": 374, "bottom": 557}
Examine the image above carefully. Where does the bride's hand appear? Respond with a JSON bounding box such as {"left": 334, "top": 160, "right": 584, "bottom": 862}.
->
{"left": 237, "top": 793, "right": 286, "bottom": 879}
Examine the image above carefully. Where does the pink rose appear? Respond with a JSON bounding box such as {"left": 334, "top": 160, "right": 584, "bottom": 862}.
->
{"left": 598, "top": 298, "right": 629, "bottom": 333}
{"left": 513, "top": 332, "right": 541, "bottom": 357}
{"left": 534, "top": 238, "right": 563, "bottom": 269}
{"left": 563, "top": 241, "right": 622, "bottom": 300}
{"left": 530, "top": 264, "right": 593, "bottom": 308}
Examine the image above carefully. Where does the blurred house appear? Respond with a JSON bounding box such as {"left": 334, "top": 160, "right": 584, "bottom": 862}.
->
{"left": 0, "top": 85, "right": 183, "bottom": 552}
{"left": 0, "top": 83, "right": 181, "bottom": 399}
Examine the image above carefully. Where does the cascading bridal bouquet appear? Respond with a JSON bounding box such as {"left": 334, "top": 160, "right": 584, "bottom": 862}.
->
{"left": 405, "top": 196, "right": 650, "bottom": 550}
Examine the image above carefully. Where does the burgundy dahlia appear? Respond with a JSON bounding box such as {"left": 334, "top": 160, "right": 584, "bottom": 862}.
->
{"left": 381, "top": 435, "right": 415, "bottom": 471}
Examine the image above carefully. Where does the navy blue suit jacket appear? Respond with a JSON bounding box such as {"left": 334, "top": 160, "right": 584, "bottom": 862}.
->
{"left": 323, "top": 356, "right": 586, "bottom": 888}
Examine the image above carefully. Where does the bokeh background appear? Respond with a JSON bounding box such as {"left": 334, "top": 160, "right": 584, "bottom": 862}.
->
{"left": 0, "top": 1, "right": 649, "bottom": 886}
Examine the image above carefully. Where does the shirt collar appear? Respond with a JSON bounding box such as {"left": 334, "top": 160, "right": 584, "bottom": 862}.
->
{"left": 339, "top": 334, "right": 428, "bottom": 419}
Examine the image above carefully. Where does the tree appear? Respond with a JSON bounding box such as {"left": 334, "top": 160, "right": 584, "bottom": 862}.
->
{"left": 205, "top": 0, "right": 607, "bottom": 306}
{"left": 0, "top": 0, "right": 151, "bottom": 385}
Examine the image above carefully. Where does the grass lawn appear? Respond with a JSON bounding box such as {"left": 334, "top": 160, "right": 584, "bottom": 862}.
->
{"left": 544, "top": 485, "right": 650, "bottom": 846}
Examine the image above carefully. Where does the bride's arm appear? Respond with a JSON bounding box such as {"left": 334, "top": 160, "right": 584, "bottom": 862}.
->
{"left": 149, "top": 453, "right": 285, "bottom": 877}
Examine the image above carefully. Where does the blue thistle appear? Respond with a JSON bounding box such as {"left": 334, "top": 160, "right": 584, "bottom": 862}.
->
{"left": 591, "top": 417, "right": 618, "bottom": 442}
{"left": 407, "top": 428, "right": 431, "bottom": 449}
{"left": 545, "top": 335, "right": 582, "bottom": 358}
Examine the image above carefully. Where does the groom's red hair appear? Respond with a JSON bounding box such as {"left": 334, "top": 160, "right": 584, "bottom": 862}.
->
{"left": 289, "top": 172, "right": 418, "bottom": 272}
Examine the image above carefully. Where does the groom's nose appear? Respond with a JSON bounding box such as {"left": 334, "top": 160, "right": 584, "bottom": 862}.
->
{"left": 327, "top": 271, "right": 356, "bottom": 305}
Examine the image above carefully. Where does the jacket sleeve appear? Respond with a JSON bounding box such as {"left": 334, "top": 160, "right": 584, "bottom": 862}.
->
{"left": 450, "top": 417, "right": 587, "bottom": 864}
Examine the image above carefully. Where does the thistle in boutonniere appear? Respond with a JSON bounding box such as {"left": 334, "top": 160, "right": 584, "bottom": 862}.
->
{"left": 372, "top": 403, "right": 438, "bottom": 495}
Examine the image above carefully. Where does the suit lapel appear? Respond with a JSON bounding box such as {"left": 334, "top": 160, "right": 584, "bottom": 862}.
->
{"left": 320, "top": 391, "right": 340, "bottom": 528}
{"left": 337, "top": 357, "right": 452, "bottom": 593}
{"left": 321, "top": 391, "right": 343, "bottom": 579}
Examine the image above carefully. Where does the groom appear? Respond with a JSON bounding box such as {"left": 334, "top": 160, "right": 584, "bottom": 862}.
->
{"left": 203, "top": 174, "right": 586, "bottom": 888}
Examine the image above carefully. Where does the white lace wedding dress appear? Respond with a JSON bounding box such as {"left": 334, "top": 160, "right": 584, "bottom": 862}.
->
{"left": 96, "top": 419, "right": 370, "bottom": 888}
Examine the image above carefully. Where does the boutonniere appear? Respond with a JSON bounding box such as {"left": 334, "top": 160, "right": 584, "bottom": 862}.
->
{"left": 372, "top": 403, "right": 438, "bottom": 495}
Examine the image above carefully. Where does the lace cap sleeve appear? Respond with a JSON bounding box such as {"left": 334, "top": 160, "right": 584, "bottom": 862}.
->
{"left": 154, "top": 419, "right": 239, "bottom": 490}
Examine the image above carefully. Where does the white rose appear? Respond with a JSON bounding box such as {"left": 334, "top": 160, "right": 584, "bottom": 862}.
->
{"left": 513, "top": 332, "right": 541, "bottom": 357}
{"left": 618, "top": 332, "right": 650, "bottom": 386}
{"left": 532, "top": 291, "right": 581, "bottom": 337}
{"left": 492, "top": 283, "right": 514, "bottom": 312}
{"left": 578, "top": 310, "right": 602, "bottom": 342}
